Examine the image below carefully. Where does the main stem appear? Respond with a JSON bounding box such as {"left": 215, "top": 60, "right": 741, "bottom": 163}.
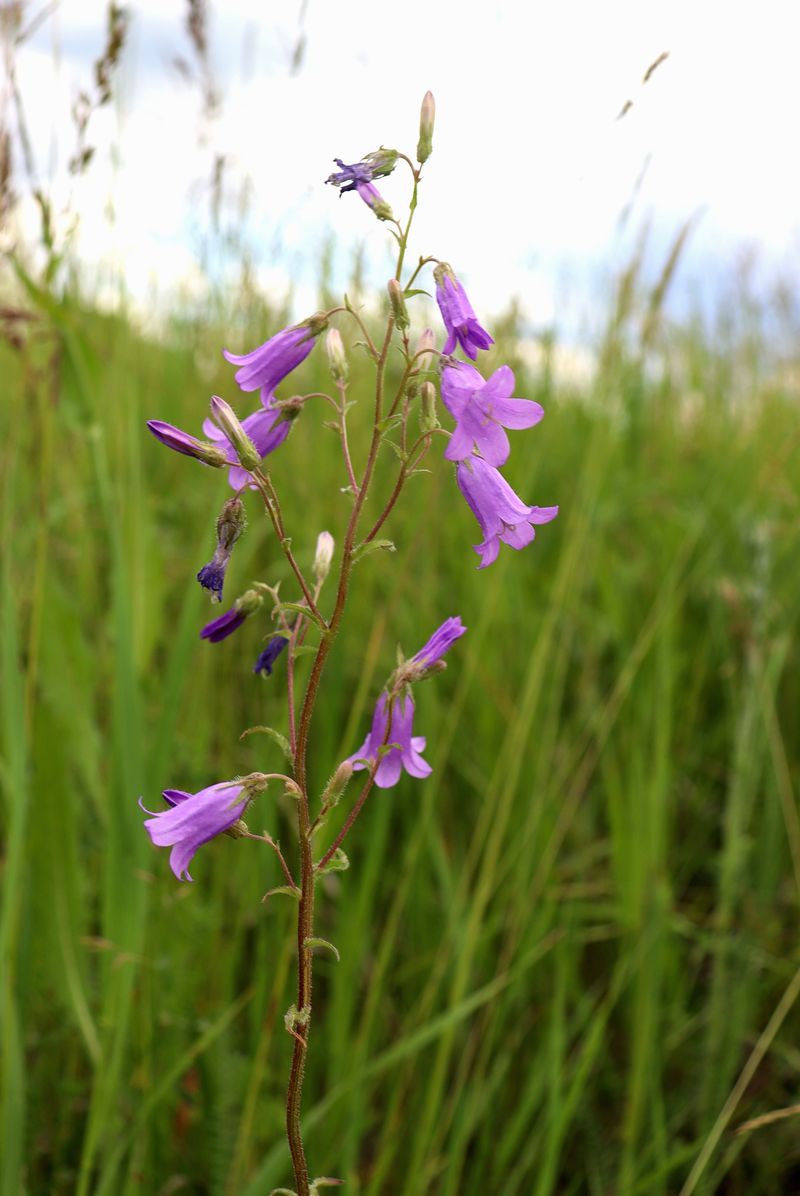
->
{"left": 283, "top": 174, "right": 419, "bottom": 1192}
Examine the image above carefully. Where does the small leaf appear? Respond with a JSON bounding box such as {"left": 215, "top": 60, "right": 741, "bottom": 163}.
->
{"left": 351, "top": 539, "right": 396, "bottom": 564}
{"left": 262, "top": 886, "right": 301, "bottom": 904}
{"left": 240, "top": 725, "right": 292, "bottom": 764}
{"left": 291, "top": 644, "right": 318, "bottom": 659}
{"left": 403, "top": 287, "right": 430, "bottom": 298}
{"left": 270, "top": 1188, "right": 297, "bottom": 1196}
{"left": 311, "top": 1180, "right": 346, "bottom": 1191}
{"left": 278, "top": 601, "right": 328, "bottom": 632}
{"left": 316, "top": 848, "right": 350, "bottom": 875}
{"left": 381, "top": 438, "right": 405, "bottom": 461}
{"left": 304, "top": 937, "right": 340, "bottom": 962}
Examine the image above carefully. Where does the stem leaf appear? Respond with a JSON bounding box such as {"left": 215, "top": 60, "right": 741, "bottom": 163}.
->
{"left": 304, "top": 937, "right": 340, "bottom": 962}
{"left": 239, "top": 725, "right": 293, "bottom": 764}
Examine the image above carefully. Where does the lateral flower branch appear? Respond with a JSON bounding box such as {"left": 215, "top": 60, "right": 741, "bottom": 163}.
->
{"left": 139, "top": 91, "right": 558, "bottom": 1195}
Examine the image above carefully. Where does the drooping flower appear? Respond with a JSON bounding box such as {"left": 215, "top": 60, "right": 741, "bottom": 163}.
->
{"left": 441, "top": 362, "right": 544, "bottom": 467}
{"left": 203, "top": 402, "right": 292, "bottom": 490}
{"left": 434, "top": 263, "right": 494, "bottom": 360}
{"left": 200, "top": 589, "right": 262, "bottom": 643}
{"left": 146, "top": 420, "right": 229, "bottom": 468}
{"left": 347, "top": 693, "right": 431, "bottom": 789}
{"left": 253, "top": 635, "right": 289, "bottom": 677}
{"left": 140, "top": 781, "right": 249, "bottom": 881}
{"left": 223, "top": 316, "right": 326, "bottom": 394}
{"left": 326, "top": 149, "right": 398, "bottom": 194}
{"left": 197, "top": 497, "right": 247, "bottom": 602}
{"left": 456, "top": 454, "right": 558, "bottom": 568}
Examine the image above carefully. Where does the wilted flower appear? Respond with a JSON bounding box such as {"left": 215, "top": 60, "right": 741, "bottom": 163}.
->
{"left": 347, "top": 693, "right": 431, "bottom": 789}
{"left": 326, "top": 149, "right": 398, "bottom": 193}
{"left": 140, "top": 781, "right": 249, "bottom": 881}
{"left": 456, "top": 454, "right": 558, "bottom": 568}
{"left": 253, "top": 635, "right": 289, "bottom": 677}
{"left": 197, "top": 497, "right": 247, "bottom": 602}
{"left": 200, "top": 589, "right": 262, "bottom": 643}
{"left": 146, "top": 420, "right": 229, "bottom": 468}
{"left": 223, "top": 316, "right": 326, "bottom": 394}
{"left": 434, "top": 263, "right": 494, "bottom": 360}
{"left": 203, "top": 402, "right": 292, "bottom": 490}
{"left": 354, "top": 181, "right": 394, "bottom": 221}
{"left": 441, "top": 362, "right": 544, "bottom": 467}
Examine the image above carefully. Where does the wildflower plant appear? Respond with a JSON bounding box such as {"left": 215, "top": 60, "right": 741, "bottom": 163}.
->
{"left": 142, "top": 91, "right": 557, "bottom": 1193}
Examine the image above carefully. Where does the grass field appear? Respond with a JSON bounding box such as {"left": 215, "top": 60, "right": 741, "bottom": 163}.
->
{"left": 2, "top": 260, "right": 800, "bottom": 1195}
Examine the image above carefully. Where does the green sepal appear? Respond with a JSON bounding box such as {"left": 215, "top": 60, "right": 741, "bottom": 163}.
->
{"left": 304, "top": 937, "right": 340, "bottom": 962}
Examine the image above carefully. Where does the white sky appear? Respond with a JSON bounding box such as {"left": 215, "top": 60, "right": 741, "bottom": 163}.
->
{"left": 8, "top": 0, "right": 800, "bottom": 331}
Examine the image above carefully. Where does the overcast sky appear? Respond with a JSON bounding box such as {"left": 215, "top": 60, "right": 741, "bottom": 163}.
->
{"left": 8, "top": 0, "right": 800, "bottom": 332}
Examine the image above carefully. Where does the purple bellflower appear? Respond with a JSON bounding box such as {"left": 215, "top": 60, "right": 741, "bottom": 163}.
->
{"left": 253, "top": 635, "right": 289, "bottom": 677}
{"left": 146, "top": 420, "right": 229, "bottom": 468}
{"left": 200, "top": 607, "right": 247, "bottom": 642}
{"left": 456, "top": 454, "right": 558, "bottom": 568}
{"left": 347, "top": 693, "right": 431, "bottom": 789}
{"left": 434, "top": 263, "right": 494, "bottom": 361}
{"left": 140, "top": 781, "right": 249, "bottom": 881}
{"left": 441, "top": 362, "right": 544, "bottom": 467}
{"left": 223, "top": 316, "right": 326, "bottom": 394}
{"left": 203, "top": 402, "right": 292, "bottom": 490}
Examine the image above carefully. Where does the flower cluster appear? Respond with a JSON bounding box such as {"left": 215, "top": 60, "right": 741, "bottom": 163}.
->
{"left": 432, "top": 265, "right": 558, "bottom": 568}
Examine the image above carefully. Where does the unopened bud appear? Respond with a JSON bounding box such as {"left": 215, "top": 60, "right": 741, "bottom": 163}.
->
{"left": 146, "top": 420, "right": 229, "bottom": 468}
{"left": 321, "top": 760, "right": 353, "bottom": 809}
{"left": 419, "top": 381, "right": 440, "bottom": 434}
{"left": 313, "top": 531, "right": 335, "bottom": 585}
{"left": 325, "top": 328, "right": 348, "bottom": 383}
{"left": 209, "top": 395, "right": 260, "bottom": 472}
{"left": 415, "top": 328, "right": 436, "bottom": 372}
{"left": 416, "top": 91, "right": 435, "bottom": 164}
{"left": 387, "top": 278, "right": 410, "bottom": 331}
{"left": 225, "top": 818, "right": 249, "bottom": 839}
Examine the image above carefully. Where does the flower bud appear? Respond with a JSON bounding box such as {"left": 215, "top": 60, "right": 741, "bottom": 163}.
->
{"left": 419, "top": 381, "right": 440, "bottom": 434}
{"left": 416, "top": 91, "right": 435, "bottom": 164}
{"left": 387, "top": 278, "right": 410, "bottom": 332}
{"left": 209, "top": 395, "right": 260, "bottom": 473}
{"left": 415, "top": 328, "right": 436, "bottom": 372}
{"left": 325, "top": 328, "right": 348, "bottom": 383}
{"left": 146, "top": 420, "right": 229, "bottom": 468}
{"left": 321, "top": 760, "right": 353, "bottom": 809}
{"left": 313, "top": 531, "right": 335, "bottom": 585}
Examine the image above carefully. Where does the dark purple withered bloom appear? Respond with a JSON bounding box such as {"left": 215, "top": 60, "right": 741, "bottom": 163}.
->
{"left": 456, "top": 454, "right": 558, "bottom": 569}
{"left": 253, "top": 635, "right": 289, "bottom": 677}
{"left": 223, "top": 317, "right": 325, "bottom": 394}
{"left": 140, "top": 781, "right": 248, "bottom": 881}
{"left": 326, "top": 149, "right": 398, "bottom": 195}
{"left": 203, "top": 403, "right": 292, "bottom": 490}
{"left": 441, "top": 362, "right": 544, "bottom": 467}
{"left": 146, "top": 420, "right": 229, "bottom": 468}
{"left": 197, "top": 497, "right": 246, "bottom": 603}
{"left": 434, "top": 263, "right": 494, "bottom": 361}
{"left": 200, "top": 607, "right": 248, "bottom": 643}
{"left": 347, "top": 693, "right": 431, "bottom": 789}
{"left": 412, "top": 616, "right": 467, "bottom": 669}
{"left": 354, "top": 181, "right": 393, "bottom": 220}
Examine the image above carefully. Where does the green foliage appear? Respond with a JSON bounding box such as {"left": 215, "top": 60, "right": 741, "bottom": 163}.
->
{"left": 2, "top": 282, "right": 800, "bottom": 1196}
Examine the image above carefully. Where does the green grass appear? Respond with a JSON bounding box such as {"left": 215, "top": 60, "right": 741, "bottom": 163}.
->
{"left": 2, "top": 271, "right": 800, "bottom": 1196}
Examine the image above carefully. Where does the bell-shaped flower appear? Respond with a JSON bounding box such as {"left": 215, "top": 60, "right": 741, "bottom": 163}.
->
{"left": 200, "top": 589, "right": 262, "bottom": 643}
{"left": 140, "top": 781, "right": 249, "bottom": 881}
{"left": 456, "top": 454, "right": 558, "bottom": 568}
{"left": 347, "top": 694, "right": 431, "bottom": 789}
{"left": 434, "top": 263, "right": 493, "bottom": 360}
{"left": 441, "top": 362, "right": 544, "bottom": 467}
{"left": 412, "top": 616, "right": 467, "bottom": 670}
{"left": 223, "top": 316, "right": 326, "bottom": 394}
{"left": 203, "top": 401, "right": 292, "bottom": 490}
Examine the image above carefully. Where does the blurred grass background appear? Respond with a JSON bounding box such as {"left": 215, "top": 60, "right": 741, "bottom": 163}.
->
{"left": 2, "top": 238, "right": 800, "bottom": 1196}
